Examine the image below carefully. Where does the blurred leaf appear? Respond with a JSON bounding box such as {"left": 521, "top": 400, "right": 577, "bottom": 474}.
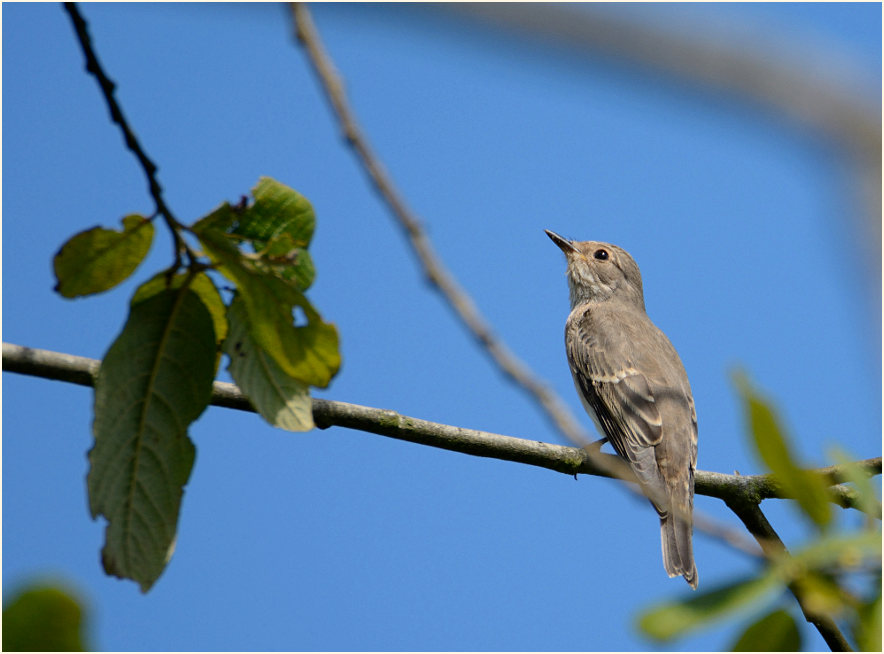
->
{"left": 2, "top": 584, "right": 88, "bottom": 651}
{"left": 855, "top": 592, "right": 882, "bottom": 652}
{"left": 791, "top": 571, "right": 848, "bottom": 617}
{"left": 731, "top": 608, "right": 801, "bottom": 651}
{"left": 53, "top": 214, "right": 154, "bottom": 298}
{"left": 224, "top": 295, "right": 314, "bottom": 431}
{"left": 639, "top": 528, "right": 880, "bottom": 642}
{"left": 777, "top": 527, "right": 881, "bottom": 574}
{"left": 89, "top": 286, "right": 217, "bottom": 592}
{"left": 829, "top": 447, "right": 883, "bottom": 519}
{"left": 637, "top": 573, "right": 781, "bottom": 641}
{"left": 195, "top": 226, "right": 339, "bottom": 388}
{"left": 131, "top": 271, "right": 228, "bottom": 346}
{"left": 733, "top": 371, "right": 832, "bottom": 530}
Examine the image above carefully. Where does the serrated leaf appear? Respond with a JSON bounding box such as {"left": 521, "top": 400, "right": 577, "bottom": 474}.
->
{"left": 731, "top": 609, "right": 801, "bottom": 651}
{"left": 131, "top": 271, "right": 228, "bottom": 346}
{"left": 89, "top": 287, "right": 216, "bottom": 592}
{"left": 733, "top": 371, "right": 832, "bottom": 530}
{"left": 2, "top": 584, "right": 88, "bottom": 651}
{"left": 54, "top": 214, "right": 154, "bottom": 298}
{"left": 225, "top": 295, "right": 314, "bottom": 431}
{"left": 195, "top": 227, "right": 339, "bottom": 388}
{"left": 637, "top": 573, "right": 781, "bottom": 641}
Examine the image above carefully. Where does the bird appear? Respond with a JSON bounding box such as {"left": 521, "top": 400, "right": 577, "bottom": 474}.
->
{"left": 545, "top": 229, "right": 698, "bottom": 589}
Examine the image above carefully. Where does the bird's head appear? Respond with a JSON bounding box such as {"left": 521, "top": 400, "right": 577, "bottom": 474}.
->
{"left": 545, "top": 230, "right": 645, "bottom": 311}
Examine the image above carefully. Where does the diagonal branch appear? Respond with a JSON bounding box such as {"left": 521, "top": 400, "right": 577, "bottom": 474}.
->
{"left": 289, "top": 2, "right": 592, "bottom": 450}
{"left": 5, "top": 342, "right": 879, "bottom": 515}
{"left": 727, "top": 498, "right": 854, "bottom": 651}
{"left": 62, "top": 2, "right": 193, "bottom": 267}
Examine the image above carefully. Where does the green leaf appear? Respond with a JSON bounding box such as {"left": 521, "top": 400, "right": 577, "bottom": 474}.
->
{"left": 775, "top": 528, "right": 881, "bottom": 574}
{"left": 855, "top": 592, "right": 882, "bottom": 652}
{"left": 237, "top": 176, "right": 315, "bottom": 249}
{"left": 733, "top": 371, "right": 832, "bottom": 530}
{"left": 131, "top": 271, "right": 228, "bottom": 346}
{"left": 731, "top": 609, "right": 801, "bottom": 651}
{"left": 89, "top": 286, "right": 217, "bottom": 592}
{"left": 53, "top": 214, "right": 154, "bottom": 298}
{"left": 637, "top": 573, "right": 781, "bottom": 641}
{"left": 195, "top": 226, "right": 339, "bottom": 388}
{"left": 2, "top": 584, "right": 88, "bottom": 651}
{"left": 829, "top": 447, "right": 883, "bottom": 518}
{"left": 193, "top": 178, "right": 317, "bottom": 291}
{"left": 224, "top": 295, "right": 314, "bottom": 431}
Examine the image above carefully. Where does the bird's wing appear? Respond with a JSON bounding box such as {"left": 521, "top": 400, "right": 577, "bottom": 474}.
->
{"left": 566, "top": 306, "right": 668, "bottom": 508}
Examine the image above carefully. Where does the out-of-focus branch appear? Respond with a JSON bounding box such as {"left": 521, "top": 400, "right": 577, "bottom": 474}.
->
{"left": 289, "top": 3, "right": 595, "bottom": 453}
{"left": 446, "top": 3, "right": 881, "bottom": 317}
{"left": 727, "top": 499, "right": 854, "bottom": 651}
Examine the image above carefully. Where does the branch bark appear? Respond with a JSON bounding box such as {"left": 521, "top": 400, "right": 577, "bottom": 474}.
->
{"left": 5, "top": 342, "right": 879, "bottom": 512}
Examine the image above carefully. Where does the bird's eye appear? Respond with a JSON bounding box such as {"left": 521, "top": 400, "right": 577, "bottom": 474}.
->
{"left": 593, "top": 249, "right": 609, "bottom": 261}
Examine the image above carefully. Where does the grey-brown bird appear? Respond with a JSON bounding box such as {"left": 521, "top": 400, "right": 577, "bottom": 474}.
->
{"left": 546, "top": 230, "right": 698, "bottom": 589}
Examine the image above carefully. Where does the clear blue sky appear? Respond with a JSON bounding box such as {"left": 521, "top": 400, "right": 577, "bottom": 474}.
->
{"left": 3, "top": 3, "right": 881, "bottom": 651}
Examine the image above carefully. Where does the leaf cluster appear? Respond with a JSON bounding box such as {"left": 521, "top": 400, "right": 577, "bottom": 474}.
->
{"left": 52, "top": 176, "right": 340, "bottom": 591}
{"left": 637, "top": 373, "right": 882, "bottom": 651}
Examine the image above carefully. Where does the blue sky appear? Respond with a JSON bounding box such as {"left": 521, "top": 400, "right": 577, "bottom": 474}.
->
{"left": 3, "top": 3, "right": 881, "bottom": 651}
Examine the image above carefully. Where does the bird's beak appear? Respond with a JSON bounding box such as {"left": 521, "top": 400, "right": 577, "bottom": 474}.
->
{"left": 545, "top": 229, "right": 579, "bottom": 255}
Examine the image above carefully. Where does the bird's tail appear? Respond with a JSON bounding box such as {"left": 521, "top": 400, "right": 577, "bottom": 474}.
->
{"left": 660, "top": 506, "right": 697, "bottom": 589}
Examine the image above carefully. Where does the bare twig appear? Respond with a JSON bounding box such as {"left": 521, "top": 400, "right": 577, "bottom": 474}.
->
{"left": 289, "top": 3, "right": 592, "bottom": 450}
{"left": 62, "top": 2, "right": 194, "bottom": 267}
{"left": 5, "top": 343, "right": 878, "bottom": 512}
{"left": 727, "top": 499, "right": 854, "bottom": 651}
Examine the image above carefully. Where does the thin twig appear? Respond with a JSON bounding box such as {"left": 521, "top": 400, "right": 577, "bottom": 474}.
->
{"left": 62, "top": 2, "right": 193, "bottom": 267}
{"left": 727, "top": 499, "right": 854, "bottom": 651}
{"left": 289, "top": 3, "right": 592, "bottom": 450}
{"left": 5, "top": 343, "right": 878, "bottom": 511}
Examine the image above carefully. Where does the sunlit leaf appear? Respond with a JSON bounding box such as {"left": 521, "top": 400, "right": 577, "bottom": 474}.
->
{"left": 733, "top": 371, "right": 832, "bottom": 530}
{"left": 777, "top": 528, "right": 881, "bottom": 574}
{"left": 731, "top": 608, "right": 801, "bottom": 652}
{"left": 237, "top": 176, "right": 315, "bottom": 249}
{"left": 224, "top": 295, "right": 314, "bottom": 431}
{"left": 195, "top": 226, "right": 339, "bottom": 388}
{"left": 89, "top": 286, "right": 216, "bottom": 592}
{"left": 192, "top": 178, "right": 316, "bottom": 291}
{"left": 637, "top": 573, "right": 780, "bottom": 641}
{"left": 639, "top": 528, "right": 880, "bottom": 642}
{"left": 53, "top": 214, "right": 154, "bottom": 297}
{"left": 829, "top": 448, "right": 882, "bottom": 519}
{"left": 855, "top": 592, "right": 882, "bottom": 652}
{"left": 2, "top": 584, "right": 88, "bottom": 651}
{"left": 792, "top": 571, "right": 848, "bottom": 618}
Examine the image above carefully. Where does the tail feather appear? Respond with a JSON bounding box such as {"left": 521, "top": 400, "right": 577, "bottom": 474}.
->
{"left": 661, "top": 513, "right": 697, "bottom": 589}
